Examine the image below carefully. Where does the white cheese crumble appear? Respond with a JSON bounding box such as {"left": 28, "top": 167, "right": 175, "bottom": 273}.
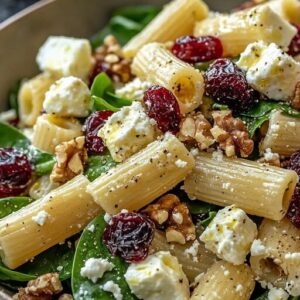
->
{"left": 104, "top": 213, "right": 112, "bottom": 224}
{"left": 184, "top": 240, "right": 200, "bottom": 262}
{"left": 175, "top": 159, "right": 188, "bottom": 168}
{"left": 80, "top": 258, "right": 114, "bottom": 283}
{"left": 32, "top": 210, "right": 49, "bottom": 226}
{"left": 101, "top": 281, "right": 123, "bottom": 300}
{"left": 251, "top": 239, "right": 267, "bottom": 256}
{"left": 87, "top": 224, "right": 95, "bottom": 232}
{"left": 212, "top": 149, "right": 223, "bottom": 161}
{"left": 200, "top": 205, "right": 258, "bottom": 265}
{"left": 268, "top": 286, "right": 289, "bottom": 300}
{"left": 264, "top": 148, "right": 279, "bottom": 162}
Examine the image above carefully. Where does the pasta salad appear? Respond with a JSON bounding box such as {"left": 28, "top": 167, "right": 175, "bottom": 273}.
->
{"left": 1, "top": 0, "right": 300, "bottom": 299}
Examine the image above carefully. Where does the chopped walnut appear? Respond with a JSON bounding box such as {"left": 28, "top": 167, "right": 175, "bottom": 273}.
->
{"left": 143, "top": 194, "right": 196, "bottom": 244}
{"left": 211, "top": 110, "right": 254, "bottom": 158}
{"left": 13, "top": 273, "right": 62, "bottom": 300}
{"left": 93, "top": 35, "right": 132, "bottom": 83}
{"left": 291, "top": 82, "right": 300, "bottom": 110}
{"left": 50, "top": 136, "right": 88, "bottom": 184}
{"left": 179, "top": 113, "right": 215, "bottom": 150}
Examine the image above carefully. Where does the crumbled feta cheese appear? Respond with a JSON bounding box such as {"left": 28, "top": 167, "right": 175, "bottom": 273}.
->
{"left": 104, "top": 213, "right": 112, "bottom": 224}
{"left": 115, "top": 78, "right": 152, "bottom": 101}
{"left": 212, "top": 149, "right": 223, "bottom": 161}
{"left": 175, "top": 159, "right": 188, "bottom": 168}
{"left": 184, "top": 240, "right": 200, "bottom": 262}
{"left": 264, "top": 148, "right": 279, "bottom": 162}
{"left": 36, "top": 36, "right": 92, "bottom": 79}
{"left": 200, "top": 205, "right": 258, "bottom": 265}
{"left": 98, "top": 101, "right": 156, "bottom": 162}
{"left": 87, "top": 224, "right": 95, "bottom": 232}
{"left": 251, "top": 239, "right": 267, "bottom": 256}
{"left": 57, "top": 266, "right": 63, "bottom": 272}
{"left": 43, "top": 76, "right": 91, "bottom": 117}
{"left": 268, "top": 286, "right": 289, "bottom": 300}
{"left": 237, "top": 42, "right": 300, "bottom": 101}
{"left": 80, "top": 258, "right": 114, "bottom": 283}
{"left": 32, "top": 210, "right": 49, "bottom": 226}
{"left": 270, "top": 124, "right": 280, "bottom": 131}
{"left": 190, "top": 148, "right": 200, "bottom": 157}
{"left": 101, "top": 281, "right": 123, "bottom": 300}
{"left": 125, "top": 251, "right": 190, "bottom": 300}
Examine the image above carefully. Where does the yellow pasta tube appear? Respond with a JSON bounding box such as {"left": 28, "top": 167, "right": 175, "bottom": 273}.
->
{"left": 131, "top": 43, "right": 204, "bottom": 114}
{"left": 190, "top": 261, "right": 255, "bottom": 300}
{"left": 87, "top": 133, "right": 195, "bottom": 214}
{"left": 18, "top": 72, "right": 57, "bottom": 127}
{"left": 250, "top": 218, "right": 300, "bottom": 296}
{"left": 265, "top": 0, "right": 300, "bottom": 23}
{"left": 194, "top": 5, "right": 297, "bottom": 57}
{"left": 122, "top": 0, "right": 209, "bottom": 58}
{"left": 32, "top": 114, "right": 82, "bottom": 154}
{"left": 261, "top": 110, "right": 300, "bottom": 157}
{"left": 150, "top": 230, "right": 216, "bottom": 282}
{"left": 184, "top": 152, "right": 298, "bottom": 220}
{"left": 0, "top": 175, "right": 101, "bottom": 269}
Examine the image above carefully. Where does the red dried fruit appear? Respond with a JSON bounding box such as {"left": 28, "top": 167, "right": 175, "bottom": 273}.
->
{"left": 204, "top": 58, "right": 258, "bottom": 113}
{"left": 0, "top": 148, "right": 32, "bottom": 197}
{"left": 84, "top": 111, "right": 113, "bottom": 154}
{"left": 172, "top": 35, "right": 223, "bottom": 63}
{"left": 103, "top": 212, "right": 155, "bottom": 262}
{"left": 144, "top": 86, "right": 181, "bottom": 134}
{"left": 288, "top": 24, "right": 300, "bottom": 57}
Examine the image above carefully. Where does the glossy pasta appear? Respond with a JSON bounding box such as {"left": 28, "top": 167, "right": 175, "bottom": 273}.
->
{"left": 264, "top": 0, "right": 300, "bottom": 23}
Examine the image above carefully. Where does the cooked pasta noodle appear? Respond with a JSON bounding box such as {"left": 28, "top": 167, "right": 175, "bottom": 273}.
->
{"left": 265, "top": 0, "right": 300, "bottom": 23}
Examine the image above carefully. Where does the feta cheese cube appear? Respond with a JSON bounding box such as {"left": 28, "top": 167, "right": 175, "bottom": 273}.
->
{"left": 237, "top": 41, "right": 300, "bottom": 101}
{"left": 98, "top": 101, "right": 156, "bottom": 162}
{"left": 125, "top": 251, "right": 189, "bottom": 300}
{"left": 43, "top": 76, "right": 91, "bottom": 117}
{"left": 200, "top": 205, "right": 258, "bottom": 265}
{"left": 36, "top": 36, "right": 92, "bottom": 79}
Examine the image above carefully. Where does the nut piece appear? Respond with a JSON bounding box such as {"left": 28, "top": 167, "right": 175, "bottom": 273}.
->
{"left": 13, "top": 273, "right": 63, "bottom": 300}
{"left": 143, "top": 194, "right": 196, "bottom": 244}
{"left": 93, "top": 35, "right": 132, "bottom": 83}
{"left": 291, "top": 82, "right": 300, "bottom": 110}
{"left": 50, "top": 136, "right": 88, "bottom": 184}
{"left": 211, "top": 110, "right": 254, "bottom": 158}
{"left": 179, "top": 113, "right": 215, "bottom": 150}
{"left": 257, "top": 148, "right": 281, "bottom": 167}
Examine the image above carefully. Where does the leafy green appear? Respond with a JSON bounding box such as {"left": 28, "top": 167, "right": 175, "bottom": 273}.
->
{"left": 0, "top": 197, "right": 33, "bottom": 219}
{"left": 212, "top": 103, "right": 230, "bottom": 111}
{"left": 8, "top": 79, "right": 23, "bottom": 114}
{"left": 183, "top": 199, "right": 219, "bottom": 216}
{"left": 84, "top": 154, "right": 117, "bottom": 181}
{"left": 253, "top": 291, "right": 267, "bottom": 300}
{"left": 91, "top": 73, "right": 132, "bottom": 112}
{"left": 72, "top": 215, "right": 137, "bottom": 300}
{"left": 90, "top": 5, "right": 160, "bottom": 49}
{"left": 0, "top": 122, "right": 55, "bottom": 176}
{"left": 200, "top": 211, "right": 217, "bottom": 228}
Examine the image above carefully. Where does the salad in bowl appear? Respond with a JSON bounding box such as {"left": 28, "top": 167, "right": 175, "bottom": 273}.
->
{"left": 1, "top": 0, "right": 300, "bottom": 299}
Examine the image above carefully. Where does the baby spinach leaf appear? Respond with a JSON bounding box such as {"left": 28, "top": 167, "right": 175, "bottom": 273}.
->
{"left": 84, "top": 154, "right": 117, "bottom": 181}
{"left": 0, "top": 122, "right": 28, "bottom": 148}
{"left": 0, "top": 197, "right": 33, "bottom": 219}
{"left": 91, "top": 72, "right": 114, "bottom": 98}
{"left": 183, "top": 199, "right": 219, "bottom": 216}
{"left": 200, "top": 211, "right": 217, "bottom": 228}
{"left": 0, "top": 263, "right": 35, "bottom": 282}
{"left": 72, "top": 215, "right": 137, "bottom": 300}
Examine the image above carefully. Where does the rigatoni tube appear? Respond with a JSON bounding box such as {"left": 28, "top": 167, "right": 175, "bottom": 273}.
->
{"left": 264, "top": 0, "right": 300, "bottom": 23}
{"left": 131, "top": 43, "right": 204, "bottom": 114}
{"left": 190, "top": 261, "right": 255, "bottom": 300}
{"left": 184, "top": 152, "right": 298, "bottom": 220}
{"left": 0, "top": 175, "right": 101, "bottom": 269}
{"left": 123, "top": 0, "right": 208, "bottom": 58}
{"left": 87, "top": 133, "right": 195, "bottom": 214}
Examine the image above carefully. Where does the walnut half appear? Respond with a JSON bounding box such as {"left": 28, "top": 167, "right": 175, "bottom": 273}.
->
{"left": 50, "top": 136, "right": 88, "bottom": 184}
{"left": 291, "top": 82, "right": 300, "bottom": 110}
{"left": 143, "top": 194, "right": 196, "bottom": 244}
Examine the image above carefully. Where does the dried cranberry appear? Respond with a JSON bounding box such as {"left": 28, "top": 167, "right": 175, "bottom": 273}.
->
{"left": 144, "top": 86, "right": 181, "bottom": 134}
{"left": 172, "top": 35, "right": 223, "bottom": 63}
{"left": 204, "top": 58, "right": 258, "bottom": 113}
{"left": 288, "top": 24, "right": 300, "bottom": 57}
{"left": 103, "top": 212, "right": 154, "bottom": 262}
{"left": 84, "top": 111, "right": 113, "bottom": 154}
{"left": 0, "top": 148, "right": 32, "bottom": 197}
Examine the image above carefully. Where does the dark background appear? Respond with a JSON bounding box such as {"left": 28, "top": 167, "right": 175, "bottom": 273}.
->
{"left": 0, "top": 0, "right": 39, "bottom": 22}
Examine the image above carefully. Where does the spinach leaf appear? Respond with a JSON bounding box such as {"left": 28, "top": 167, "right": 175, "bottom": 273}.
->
{"left": 0, "top": 197, "right": 33, "bottom": 219}
{"left": 90, "top": 5, "right": 160, "bottom": 49}
{"left": 183, "top": 199, "right": 219, "bottom": 216}
{"left": 91, "top": 73, "right": 132, "bottom": 112}
{"left": 84, "top": 154, "right": 117, "bottom": 181}
{"left": 200, "top": 211, "right": 217, "bottom": 228}
{"left": 72, "top": 215, "right": 137, "bottom": 300}
{"left": 0, "top": 122, "right": 55, "bottom": 176}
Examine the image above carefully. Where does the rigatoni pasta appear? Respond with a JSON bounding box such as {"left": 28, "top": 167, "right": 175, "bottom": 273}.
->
{"left": 265, "top": 0, "right": 300, "bottom": 23}
{"left": 0, "top": 175, "right": 101, "bottom": 269}
{"left": 32, "top": 114, "right": 82, "bottom": 154}
{"left": 18, "top": 72, "right": 57, "bottom": 127}
{"left": 184, "top": 152, "right": 298, "bottom": 220}
{"left": 190, "top": 260, "right": 255, "bottom": 300}
{"left": 122, "top": 0, "right": 209, "bottom": 58}
{"left": 261, "top": 110, "right": 300, "bottom": 157}
{"left": 87, "top": 133, "right": 195, "bottom": 214}
{"left": 131, "top": 43, "right": 204, "bottom": 113}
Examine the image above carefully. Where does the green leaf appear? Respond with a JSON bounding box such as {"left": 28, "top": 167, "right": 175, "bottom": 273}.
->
{"left": 91, "top": 73, "right": 114, "bottom": 99}
{"left": 183, "top": 199, "right": 219, "bottom": 215}
{"left": 0, "top": 122, "right": 28, "bottom": 148}
{"left": 242, "top": 114, "right": 270, "bottom": 138}
{"left": 84, "top": 154, "right": 117, "bottom": 181}
{"left": 0, "top": 197, "right": 33, "bottom": 219}
{"left": 253, "top": 291, "right": 268, "bottom": 300}
{"left": 72, "top": 215, "right": 137, "bottom": 300}
{"left": 200, "top": 211, "right": 217, "bottom": 228}
{"left": 8, "top": 80, "right": 23, "bottom": 114}
{"left": 212, "top": 103, "right": 230, "bottom": 111}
